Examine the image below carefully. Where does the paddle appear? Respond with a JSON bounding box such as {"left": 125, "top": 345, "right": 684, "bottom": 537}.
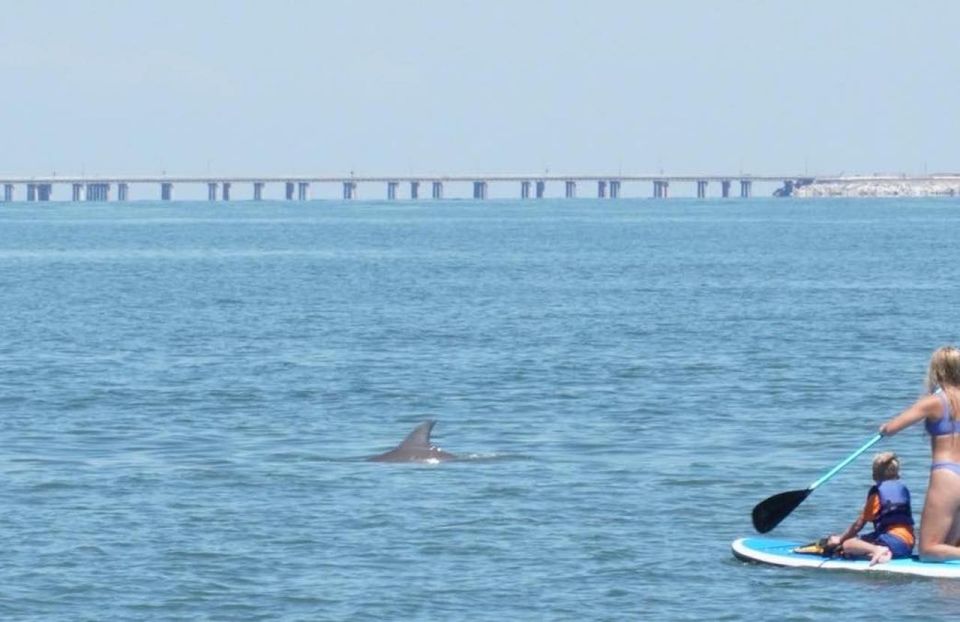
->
{"left": 751, "top": 433, "right": 883, "bottom": 533}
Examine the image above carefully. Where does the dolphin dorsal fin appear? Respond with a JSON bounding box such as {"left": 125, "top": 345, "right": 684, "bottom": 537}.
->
{"left": 397, "top": 420, "right": 435, "bottom": 450}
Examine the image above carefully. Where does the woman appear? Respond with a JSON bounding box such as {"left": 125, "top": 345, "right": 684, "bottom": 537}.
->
{"left": 881, "top": 346, "right": 960, "bottom": 561}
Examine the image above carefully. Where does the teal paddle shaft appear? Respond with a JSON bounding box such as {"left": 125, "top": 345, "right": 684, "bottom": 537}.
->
{"left": 808, "top": 433, "right": 884, "bottom": 491}
{"left": 752, "top": 432, "right": 885, "bottom": 533}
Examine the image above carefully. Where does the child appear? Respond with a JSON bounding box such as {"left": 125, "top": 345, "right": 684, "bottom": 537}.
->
{"left": 824, "top": 452, "right": 915, "bottom": 565}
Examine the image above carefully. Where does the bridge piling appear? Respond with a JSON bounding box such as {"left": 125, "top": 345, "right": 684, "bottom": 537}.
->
{"left": 473, "top": 181, "right": 488, "bottom": 199}
{"left": 86, "top": 183, "right": 109, "bottom": 201}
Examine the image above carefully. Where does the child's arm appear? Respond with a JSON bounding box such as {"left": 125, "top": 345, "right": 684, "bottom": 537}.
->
{"left": 827, "top": 492, "right": 877, "bottom": 548}
{"left": 826, "top": 513, "right": 866, "bottom": 549}
{"left": 836, "top": 514, "right": 867, "bottom": 544}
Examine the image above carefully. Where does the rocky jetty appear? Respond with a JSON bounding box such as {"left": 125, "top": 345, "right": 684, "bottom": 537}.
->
{"left": 793, "top": 176, "right": 960, "bottom": 197}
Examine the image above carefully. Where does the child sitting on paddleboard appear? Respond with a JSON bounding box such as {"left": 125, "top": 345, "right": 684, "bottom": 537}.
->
{"left": 822, "top": 452, "right": 915, "bottom": 565}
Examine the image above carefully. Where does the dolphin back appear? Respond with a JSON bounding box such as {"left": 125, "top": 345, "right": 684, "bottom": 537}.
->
{"left": 368, "top": 420, "right": 456, "bottom": 463}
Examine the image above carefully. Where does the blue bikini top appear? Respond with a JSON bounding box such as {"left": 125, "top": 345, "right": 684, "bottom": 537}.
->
{"left": 926, "top": 389, "right": 960, "bottom": 436}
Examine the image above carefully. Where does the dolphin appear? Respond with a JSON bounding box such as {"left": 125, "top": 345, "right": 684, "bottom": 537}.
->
{"left": 368, "top": 420, "right": 457, "bottom": 463}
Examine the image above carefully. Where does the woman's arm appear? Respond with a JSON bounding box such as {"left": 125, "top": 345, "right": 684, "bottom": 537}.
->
{"left": 880, "top": 394, "right": 941, "bottom": 436}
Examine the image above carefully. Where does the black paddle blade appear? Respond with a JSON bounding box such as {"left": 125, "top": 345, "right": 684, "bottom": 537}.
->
{"left": 751, "top": 489, "right": 811, "bottom": 533}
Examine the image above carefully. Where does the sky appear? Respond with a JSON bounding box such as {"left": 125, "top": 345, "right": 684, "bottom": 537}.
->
{"left": 1, "top": 0, "right": 959, "bottom": 179}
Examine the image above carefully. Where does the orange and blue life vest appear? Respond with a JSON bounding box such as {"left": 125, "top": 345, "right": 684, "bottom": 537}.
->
{"left": 863, "top": 480, "right": 914, "bottom": 547}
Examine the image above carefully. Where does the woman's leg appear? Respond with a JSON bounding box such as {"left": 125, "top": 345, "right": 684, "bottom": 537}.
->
{"left": 946, "top": 511, "right": 960, "bottom": 547}
{"left": 919, "top": 470, "right": 960, "bottom": 561}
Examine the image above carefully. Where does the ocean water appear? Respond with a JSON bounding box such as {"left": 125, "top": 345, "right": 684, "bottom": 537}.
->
{"left": 2, "top": 197, "right": 960, "bottom": 620}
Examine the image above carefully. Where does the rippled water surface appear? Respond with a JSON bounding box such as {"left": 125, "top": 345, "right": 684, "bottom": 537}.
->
{"left": 3, "top": 198, "right": 960, "bottom": 620}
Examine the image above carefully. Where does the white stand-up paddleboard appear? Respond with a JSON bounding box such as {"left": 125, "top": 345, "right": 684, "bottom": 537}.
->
{"left": 732, "top": 537, "right": 960, "bottom": 579}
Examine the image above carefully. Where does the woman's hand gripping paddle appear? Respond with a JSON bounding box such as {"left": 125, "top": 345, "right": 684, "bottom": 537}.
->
{"left": 751, "top": 433, "right": 883, "bottom": 533}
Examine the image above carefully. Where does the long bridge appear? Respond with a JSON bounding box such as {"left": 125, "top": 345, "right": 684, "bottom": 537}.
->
{"left": 0, "top": 173, "right": 955, "bottom": 202}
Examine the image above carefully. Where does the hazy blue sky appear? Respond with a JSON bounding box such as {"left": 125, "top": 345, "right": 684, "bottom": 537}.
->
{"left": 2, "top": 0, "right": 958, "bottom": 178}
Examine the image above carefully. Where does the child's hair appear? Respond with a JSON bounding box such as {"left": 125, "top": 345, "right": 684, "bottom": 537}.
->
{"left": 872, "top": 452, "right": 900, "bottom": 481}
{"left": 926, "top": 346, "right": 960, "bottom": 393}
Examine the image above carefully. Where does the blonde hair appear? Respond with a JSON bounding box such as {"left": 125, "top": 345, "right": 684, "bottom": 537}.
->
{"left": 926, "top": 346, "right": 960, "bottom": 393}
{"left": 872, "top": 451, "right": 900, "bottom": 481}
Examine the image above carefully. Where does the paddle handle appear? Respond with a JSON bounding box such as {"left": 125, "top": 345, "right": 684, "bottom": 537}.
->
{"left": 808, "top": 433, "right": 883, "bottom": 491}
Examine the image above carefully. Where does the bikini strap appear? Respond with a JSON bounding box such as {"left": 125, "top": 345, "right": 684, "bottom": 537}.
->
{"left": 936, "top": 389, "right": 951, "bottom": 418}
{"left": 926, "top": 389, "right": 953, "bottom": 436}
{"left": 936, "top": 389, "right": 959, "bottom": 433}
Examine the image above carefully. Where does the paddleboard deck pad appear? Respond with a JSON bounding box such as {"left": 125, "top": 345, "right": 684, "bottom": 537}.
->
{"left": 732, "top": 537, "right": 960, "bottom": 579}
